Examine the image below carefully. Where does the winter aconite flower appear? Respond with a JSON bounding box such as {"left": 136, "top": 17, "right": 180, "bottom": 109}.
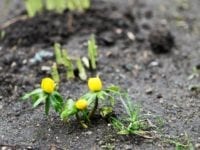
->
{"left": 88, "top": 77, "right": 102, "bottom": 92}
{"left": 75, "top": 99, "right": 88, "bottom": 110}
{"left": 41, "top": 77, "right": 55, "bottom": 93}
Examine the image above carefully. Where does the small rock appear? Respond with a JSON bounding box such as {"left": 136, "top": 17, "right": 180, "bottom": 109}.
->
{"left": 84, "top": 131, "right": 93, "bottom": 135}
{"left": 1, "top": 146, "right": 12, "bottom": 150}
{"left": 148, "top": 24, "right": 175, "bottom": 54}
{"left": 124, "top": 144, "right": 132, "bottom": 150}
{"left": 145, "top": 87, "right": 153, "bottom": 94}
{"left": 41, "top": 66, "right": 51, "bottom": 71}
{"left": 149, "top": 61, "right": 159, "bottom": 67}
{"left": 127, "top": 31, "right": 135, "bottom": 41}
{"left": 11, "top": 62, "right": 17, "bottom": 68}
{"left": 195, "top": 143, "right": 200, "bottom": 148}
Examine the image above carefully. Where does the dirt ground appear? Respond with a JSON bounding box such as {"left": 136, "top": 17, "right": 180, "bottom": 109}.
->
{"left": 0, "top": 0, "right": 200, "bottom": 149}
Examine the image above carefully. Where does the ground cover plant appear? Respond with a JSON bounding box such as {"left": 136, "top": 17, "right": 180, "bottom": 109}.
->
{"left": 0, "top": 0, "right": 200, "bottom": 149}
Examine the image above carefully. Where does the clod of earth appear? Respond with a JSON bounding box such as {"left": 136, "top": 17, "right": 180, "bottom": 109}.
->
{"left": 148, "top": 24, "right": 175, "bottom": 54}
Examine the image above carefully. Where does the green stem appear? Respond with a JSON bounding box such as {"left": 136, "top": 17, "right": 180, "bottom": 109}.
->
{"left": 89, "top": 97, "right": 98, "bottom": 119}
{"left": 76, "top": 113, "right": 88, "bottom": 128}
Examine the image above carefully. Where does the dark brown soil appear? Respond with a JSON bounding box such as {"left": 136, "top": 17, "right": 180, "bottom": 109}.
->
{"left": 0, "top": 0, "right": 200, "bottom": 149}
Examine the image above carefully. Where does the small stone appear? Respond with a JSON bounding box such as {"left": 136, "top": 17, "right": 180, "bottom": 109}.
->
{"left": 115, "top": 28, "right": 123, "bottom": 34}
{"left": 22, "top": 59, "right": 27, "bottom": 64}
{"left": 1, "top": 146, "right": 12, "bottom": 150}
{"left": 124, "top": 144, "right": 132, "bottom": 150}
{"left": 127, "top": 32, "right": 135, "bottom": 41}
{"left": 146, "top": 87, "right": 153, "bottom": 94}
{"left": 195, "top": 143, "right": 200, "bottom": 148}
{"left": 84, "top": 131, "right": 93, "bottom": 135}
{"left": 149, "top": 61, "right": 159, "bottom": 67}
{"left": 41, "top": 66, "right": 51, "bottom": 71}
{"left": 11, "top": 62, "right": 17, "bottom": 68}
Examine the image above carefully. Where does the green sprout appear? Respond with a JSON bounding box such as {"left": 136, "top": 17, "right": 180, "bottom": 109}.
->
{"left": 88, "top": 35, "right": 98, "bottom": 70}
{"left": 51, "top": 63, "right": 60, "bottom": 86}
{"left": 62, "top": 49, "right": 75, "bottom": 79}
{"left": 76, "top": 58, "right": 87, "bottom": 81}
{"left": 24, "top": 0, "right": 91, "bottom": 17}
{"left": 24, "top": 0, "right": 43, "bottom": 17}
{"left": 169, "top": 133, "right": 194, "bottom": 150}
{"left": 22, "top": 77, "right": 63, "bottom": 115}
{"left": 46, "top": 0, "right": 67, "bottom": 13}
{"left": 54, "top": 43, "right": 63, "bottom": 65}
{"left": 0, "top": 30, "right": 6, "bottom": 40}
{"left": 111, "top": 93, "right": 152, "bottom": 138}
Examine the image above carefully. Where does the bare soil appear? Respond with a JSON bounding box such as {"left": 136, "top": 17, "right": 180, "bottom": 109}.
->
{"left": 0, "top": 0, "right": 200, "bottom": 149}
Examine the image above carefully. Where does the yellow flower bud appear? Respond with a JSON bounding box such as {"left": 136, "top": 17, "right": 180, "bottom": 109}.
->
{"left": 88, "top": 77, "right": 102, "bottom": 92}
{"left": 75, "top": 99, "right": 88, "bottom": 110}
{"left": 41, "top": 77, "right": 55, "bottom": 93}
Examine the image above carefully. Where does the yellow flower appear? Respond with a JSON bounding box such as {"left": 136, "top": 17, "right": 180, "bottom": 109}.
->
{"left": 75, "top": 99, "right": 88, "bottom": 110}
{"left": 41, "top": 77, "right": 55, "bottom": 93}
{"left": 88, "top": 77, "right": 102, "bottom": 92}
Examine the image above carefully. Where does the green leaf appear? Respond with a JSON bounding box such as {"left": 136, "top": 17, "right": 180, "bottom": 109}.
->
{"left": 54, "top": 43, "right": 63, "bottom": 65}
{"left": 97, "top": 91, "right": 107, "bottom": 100}
{"left": 33, "top": 94, "right": 47, "bottom": 108}
{"left": 76, "top": 58, "right": 87, "bottom": 81}
{"left": 49, "top": 95, "right": 63, "bottom": 113}
{"left": 62, "top": 49, "right": 75, "bottom": 79}
{"left": 61, "top": 99, "right": 77, "bottom": 120}
{"left": 118, "top": 130, "right": 129, "bottom": 135}
{"left": 45, "top": 97, "right": 51, "bottom": 115}
{"left": 100, "top": 106, "right": 113, "bottom": 117}
{"left": 22, "top": 88, "right": 43, "bottom": 100}
{"left": 51, "top": 63, "right": 60, "bottom": 86}
{"left": 106, "top": 85, "right": 120, "bottom": 93}
{"left": 45, "top": 0, "right": 56, "bottom": 10}
{"left": 52, "top": 91, "right": 64, "bottom": 104}
{"left": 82, "top": 92, "right": 97, "bottom": 105}
{"left": 24, "top": 0, "right": 43, "bottom": 17}
{"left": 88, "top": 34, "right": 97, "bottom": 70}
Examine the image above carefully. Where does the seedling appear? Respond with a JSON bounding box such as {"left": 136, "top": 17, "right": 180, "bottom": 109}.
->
{"left": 24, "top": 0, "right": 43, "bottom": 17}
{"left": 169, "top": 133, "right": 194, "bottom": 150}
{"left": 22, "top": 77, "right": 63, "bottom": 115}
{"left": 188, "top": 65, "right": 200, "bottom": 80}
{"left": 24, "top": 0, "right": 91, "bottom": 17}
{"left": 46, "top": 0, "right": 66, "bottom": 13}
{"left": 60, "top": 77, "right": 120, "bottom": 127}
{"left": 62, "top": 49, "right": 75, "bottom": 79}
{"left": 51, "top": 63, "right": 60, "bottom": 86}
{"left": 54, "top": 43, "right": 63, "bottom": 65}
{"left": 111, "top": 93, "right": 151, "bottom": 138}
{"left": 52, "top": 35, "right": 99, "bottom": 80}
{"left": 0, "top": 30, "right": 5, "bottom": 39}
{"left": 88, "top": 35, "right": 98, "bottom": 70}
{"left": 66, "top": 0, "right": 91, "bottom": 12}
{"left": 76, "top": 58, "right": 87, "bottom": 80}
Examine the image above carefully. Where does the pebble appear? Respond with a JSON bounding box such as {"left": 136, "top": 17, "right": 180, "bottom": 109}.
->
{"left": 195, "top": 143, "right": 200, "bottom": 148}
{"left": 124, "top": 144, "right": 132, "bottom": 150}
{"left": 1, "top": 146, "right": 12, "bottom": 150}
{"left": 84, "top": 131, "right": 93, "bottom": 135}
{"left": 145, "top": 87, "right": 153, "bottom": 94}
{"left": 127, "top": 31, "right": 135, "bottom": 41}
{"left": 41, "top": 66, "right": 51, "bottom": 71}
{"left": 149, "top": 61, "right": 159, "bottom": 67}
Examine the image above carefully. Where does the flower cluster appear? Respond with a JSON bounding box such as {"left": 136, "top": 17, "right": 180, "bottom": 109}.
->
{"left": 23, "top": 76, "right": 119, "bottom": 127}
